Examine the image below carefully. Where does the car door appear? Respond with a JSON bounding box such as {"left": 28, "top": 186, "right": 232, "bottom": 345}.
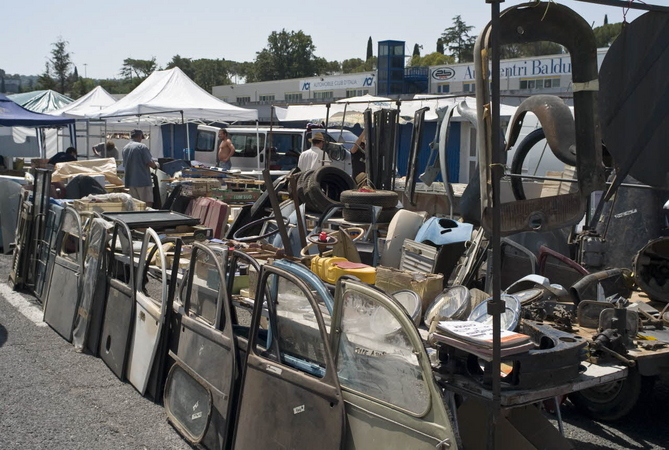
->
{"left": 126, "top": 228, "right": 168, "bottom": 395}
{"left": 232, "top": 264, "right": 345, "bottom": 450}
{"left": 43, "top": 206, "right": 84, "bottom": 342}
{"left": 164, "top": 243, "right": 237, "bottom": 448}
{"left": 99, "top": 220, "right": 136, "bottom": 380}
{"left": 331, "top": 277, "right": 457, "bottom": 450}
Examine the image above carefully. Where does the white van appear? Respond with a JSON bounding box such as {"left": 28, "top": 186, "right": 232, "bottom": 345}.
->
{"left": 194, "top": 125, "right": 355, "bottom": 177}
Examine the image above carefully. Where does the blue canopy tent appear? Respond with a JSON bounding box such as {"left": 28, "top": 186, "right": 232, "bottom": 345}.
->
{"left": 0, "top": 94, "right": 76, "bottom": 158}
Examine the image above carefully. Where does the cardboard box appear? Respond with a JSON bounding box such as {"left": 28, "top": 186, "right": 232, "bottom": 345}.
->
{"left": 375, "top": 266, "right": 444, "bottom": 313}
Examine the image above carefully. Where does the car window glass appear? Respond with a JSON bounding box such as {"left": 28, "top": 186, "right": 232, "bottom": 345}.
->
{"left": 256, "top": 273, "right": 327, "bottom": 378}
{"left": 109, "top": 227, "right": 132, "bottom": 283}
{"left": 335, "top": 290, "right": 430, "bottom": 415}
{"left": 196, "top": 130, "right": 216, "bottom": 152}
{"left": 188, "top": 249, "right": 221, "bottom": 326}
{"left": 139, "top": 239, "right": 165, "bottom": 305}
{"left": 230, "top": 133, "right": 265, "bottom": 158}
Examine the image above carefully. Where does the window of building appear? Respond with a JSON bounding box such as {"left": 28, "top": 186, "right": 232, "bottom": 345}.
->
{"left": 463, "top": 82, "right": 475, "bottom": 93}
{"left": 236, "top": 96, "right": 251, "bottom": 105}
{"left": 314, "top": 91, "right": 334, "bottom": 99}
{"left": 437, "top": 83, "right": 450, "bottom": 94}
{"left": 520, "top": 77, "right": 560, "bottom": 90}
{"left": 346, "top": 89, "right": 369, "bottom": 97}
{"left": 259, "top": 94, "right": 275, "bottom": 103}
{"left": 285, "top": 92, "right": 303, "bottom": 102}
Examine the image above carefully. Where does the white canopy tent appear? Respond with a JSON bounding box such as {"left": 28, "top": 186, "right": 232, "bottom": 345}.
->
{"left": 51, "top": 86, "right": 117, "bottom": 118}
{"left": 277, "top": 94, "right": 517, "bottom": 124}
{"left": 47, "top": 86, "right": 119, "bottom": 158}
{"left": 88, "top": 68, "right": 258, "bottom": 158}
{"left": 89, "top": 67, "right": 258, "bottom": 123}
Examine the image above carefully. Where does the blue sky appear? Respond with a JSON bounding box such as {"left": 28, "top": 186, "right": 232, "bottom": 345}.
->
{"left": 1, "top": 0, "right": 646, "bottom": 80}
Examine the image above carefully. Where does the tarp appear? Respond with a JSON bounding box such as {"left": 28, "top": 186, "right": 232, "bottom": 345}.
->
{"left": 8, "top": 90, "right": 73, "bottom": 113}
{"left": 0, "top": 94, "right": 75, "bottom": 127}
{"left": 50, "top": 86, "right": 117, "bottom": 118}
{"left": 90, "top": 67, "right": 258, "bottom": 123}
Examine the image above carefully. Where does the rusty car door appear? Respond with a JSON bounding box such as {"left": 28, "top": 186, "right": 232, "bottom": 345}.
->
{"left": 99, "top": 220, "right": 135, "bottom": 380}
{"left": 232, "top": 264, "right": 345, "bottom": 450}
{"left": 331, "top": 277, "right": 457, "bottom": 450}
{"left": 43, "top": 206, "right": 84, "bottom": 342}
{"left": 126, "top": 229, "right": 168, "bottom": 395}
{"left": 163, "top": 243, "right": 237, "bottom": 449}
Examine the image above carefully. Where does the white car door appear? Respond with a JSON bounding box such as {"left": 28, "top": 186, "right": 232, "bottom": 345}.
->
{"left": 126, "top": 229, "right": 168, "bottom": 395}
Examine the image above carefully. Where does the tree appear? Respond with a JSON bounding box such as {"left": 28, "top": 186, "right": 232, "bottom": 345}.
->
{"left": 593, "top": 22, "right": 623, "bottom": 48}
{"left": 0, "top": 77, "right": 5, "bottom": 93}
{"left": 604, "top": 14, "right": 608, "bottom": 25}
{"left": 166, "top": 55, "right": 195, "bottom": 79}
{"left": 192, "top": 59, "right": 230, "bottom": 92}
{"left": 37, "top": 62, "right": 57, "bottom": 90}
{"left": 342, "top": 58, "right": 365, "bottom": 74}
{"left": 409, "top": 52, "right": 454, "bottom": 67}
{"left": 500, "top": 42, "right": 565, "bottom": 59}
{"left": 71, "top": 77, "right": 94, "bottom": 99}
{"left": 366, "top": 37, "right": 373, "bottom": 61}
{"left": 120, "top": 57, "right": 157, "bottom": 81}
{"left": 249, "top": 30, "right": 321, "bottom": 82}
{"left": 437, "top": 38, "right": 444, "bottom": 54}
{"left": 413, "top": 44, "right": 421, "bottom": 58}
{"left": 47, "top": 37, "right": 74, "bottom": 94}
{"left": 441, "top": 15, "right": 476, "bottom": 63}
{"left": 315, "top": 58, "right": 341, "bottom": 76}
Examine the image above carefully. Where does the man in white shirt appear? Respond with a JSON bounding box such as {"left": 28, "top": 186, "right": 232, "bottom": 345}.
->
{"left": 298, "top": 132, "right": 329, "bottom": 172}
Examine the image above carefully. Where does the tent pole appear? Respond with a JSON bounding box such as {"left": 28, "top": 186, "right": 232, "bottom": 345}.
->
{"left": 86, "top": 120, "right": 90, "bottom": 160}
{"left": 182, "top": 111, "right": 189, "bottom": 160}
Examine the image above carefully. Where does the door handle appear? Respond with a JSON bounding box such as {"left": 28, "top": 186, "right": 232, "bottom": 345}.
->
{"left": 139, "top": 311, "right": 146, "bottom": 321}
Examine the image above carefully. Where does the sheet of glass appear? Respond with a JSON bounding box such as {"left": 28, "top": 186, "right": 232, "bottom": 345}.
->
{"left": 336, "top": 290, "right": 430, "bottom": 415}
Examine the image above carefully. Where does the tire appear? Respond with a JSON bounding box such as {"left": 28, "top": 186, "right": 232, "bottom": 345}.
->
{"left": 296, "top": 169, "right": 313, "bottom": 204}
{"left": 340, "top": 189, "right": 398, "bottom": 208}
{"left": 343, "top": 206, "right": 399, "bottom": 223}
{"left": 304, "top": 166, "right": 355, "bottom": 213}
{"left": 569, "top": 368, "right": 653, "bottom": 422}
{"left": 510, "top": 128, "right": 546, "bottom": 201}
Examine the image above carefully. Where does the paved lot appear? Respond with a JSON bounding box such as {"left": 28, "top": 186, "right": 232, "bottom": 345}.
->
{"left": 1, "top": 252, "right": 669, "bottom": 449}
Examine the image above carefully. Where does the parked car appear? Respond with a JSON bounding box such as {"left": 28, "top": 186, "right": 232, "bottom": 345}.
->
{"left": 194, "top": 125, "right": 355, "bottom": 177}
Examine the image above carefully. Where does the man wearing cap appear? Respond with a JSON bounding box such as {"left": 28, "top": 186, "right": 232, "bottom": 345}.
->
{"left": 298, "top": 132, "right": 330, "bottom": 172}
{"left": 123, "top": 129, "right": 156, "bottom": 207}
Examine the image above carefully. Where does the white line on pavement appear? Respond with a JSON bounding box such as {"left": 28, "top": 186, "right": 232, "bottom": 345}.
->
{"left": 0, "top": 282, "right": 47, "bottom": 327}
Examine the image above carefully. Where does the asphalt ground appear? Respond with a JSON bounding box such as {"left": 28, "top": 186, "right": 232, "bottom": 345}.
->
{"left": 1, "top": 251, "right": 669, "bottom": 449}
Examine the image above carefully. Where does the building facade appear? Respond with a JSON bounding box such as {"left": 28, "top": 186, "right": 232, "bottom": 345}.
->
{"left": 212, "top": 48, "right": 608, "bottom": 111}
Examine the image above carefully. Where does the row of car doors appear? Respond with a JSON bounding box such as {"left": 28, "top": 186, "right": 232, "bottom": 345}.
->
{"left": 165, "top": 244, "right": 457, "bottom": 449}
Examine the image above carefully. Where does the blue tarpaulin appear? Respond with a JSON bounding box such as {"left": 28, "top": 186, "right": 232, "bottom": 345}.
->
{"left": 0, "top": 94, "right": 75, "bottom": 127}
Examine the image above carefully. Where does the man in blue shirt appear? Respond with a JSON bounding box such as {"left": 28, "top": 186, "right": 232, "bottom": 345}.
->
{"left": 48, "top": 147, "right": 77, "bottom": 166}
{"left": 122, "top": 129, "right": 156, "bottom": 207}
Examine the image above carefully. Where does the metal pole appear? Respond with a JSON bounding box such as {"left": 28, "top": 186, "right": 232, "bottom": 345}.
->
{"left": 487, "top": 0, "right": 504, "bottom": 448}
{"left": 182, "top": 111, "right": 189, "bottom": 160}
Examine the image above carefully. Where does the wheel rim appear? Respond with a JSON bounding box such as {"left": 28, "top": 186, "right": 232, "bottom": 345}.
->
{"left": 579, "top": 380, "right": 625, "bottom": 404}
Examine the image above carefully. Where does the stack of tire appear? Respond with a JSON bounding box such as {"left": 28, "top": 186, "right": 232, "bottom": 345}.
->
{"left": 294, "top": 166, "right": 356, "bottom": 213}
{"left": 340, "top": 189, "right": 399, "bottom": 223}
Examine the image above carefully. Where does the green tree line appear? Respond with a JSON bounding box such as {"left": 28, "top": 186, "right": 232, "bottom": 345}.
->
{"left": 6, "top": 16, "right": 623, "bottom": 99}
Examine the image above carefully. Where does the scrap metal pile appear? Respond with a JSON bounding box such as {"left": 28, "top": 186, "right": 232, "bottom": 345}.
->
{"left": 5, "top": 3, "right": 669, "bottom": 450}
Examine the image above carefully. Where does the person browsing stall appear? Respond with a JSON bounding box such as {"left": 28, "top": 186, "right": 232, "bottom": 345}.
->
{"left": 217, "top": 129, "right": 235, "bottom": 171}
{"left": 122, "top": 129, "right": 156, "bottom": 207}
{"left": 48, "top": 147, "right": 78, "bottom": 165}
{"left": 298, "top": 132, "right": 330, "bottom": 172}
{"left": 93, "top": 140, "right": 120, "bottom": 160}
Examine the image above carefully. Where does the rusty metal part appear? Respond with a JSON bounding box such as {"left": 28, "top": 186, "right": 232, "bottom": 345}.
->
{"left": 475, "top": 2, "right": 605, "bottom": 235}
{"left": 570, "top": 268, "right": 631, "bottom": 305}
{"left": 505, "top": 95, "right": 577, "bottom": 166}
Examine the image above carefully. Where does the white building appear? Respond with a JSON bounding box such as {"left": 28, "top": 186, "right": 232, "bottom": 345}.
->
{"left": 212, "top": 48, "right": 609, "bottom": 116}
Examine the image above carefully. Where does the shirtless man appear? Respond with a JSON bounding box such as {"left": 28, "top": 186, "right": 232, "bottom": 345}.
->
{"left": 217, "top": 129, "right": 235, "bottom": 170}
